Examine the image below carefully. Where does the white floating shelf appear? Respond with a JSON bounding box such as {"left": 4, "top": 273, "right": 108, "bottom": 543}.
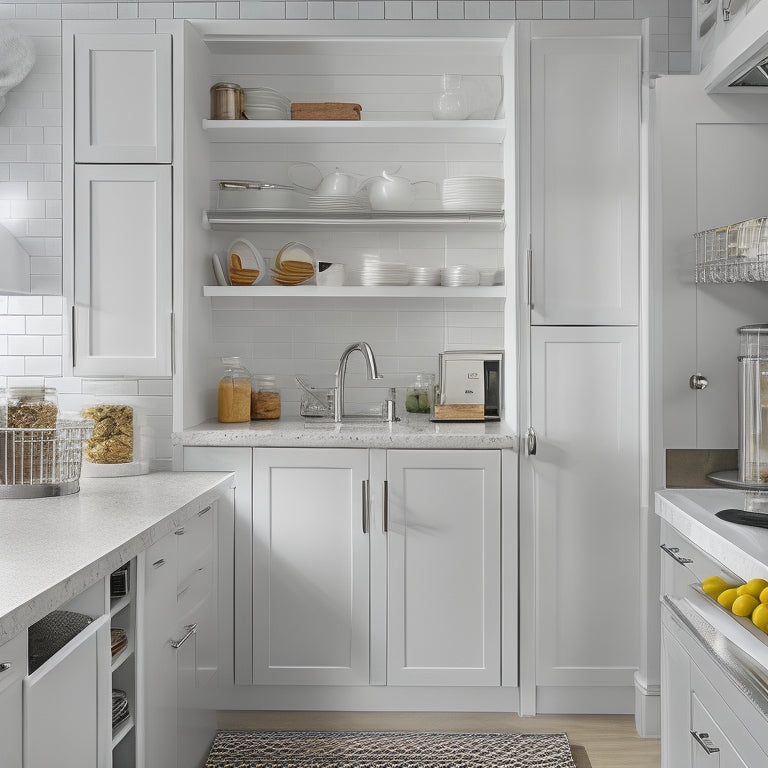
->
{"left": 203, "top": 209, "right": 504, "bottom": 231}
{"left": 203, "top": 285, "right": 506, "bottom": 298}
{"left": 202, "top": 119, "right": 506, "bottom": 143}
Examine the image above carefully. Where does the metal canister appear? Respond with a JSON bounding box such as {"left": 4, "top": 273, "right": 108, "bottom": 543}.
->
{"left": 210, "top": 82, "right": 243, "bottom": 120}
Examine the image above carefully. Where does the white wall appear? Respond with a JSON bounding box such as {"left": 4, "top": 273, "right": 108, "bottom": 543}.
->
{"left": 0, "top": 1, "right": 691, "bottom": 464}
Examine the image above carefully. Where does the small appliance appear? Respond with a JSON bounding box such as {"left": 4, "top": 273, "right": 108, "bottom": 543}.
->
{"left": 433, "top": 350, "right": 503, "bottom": 422}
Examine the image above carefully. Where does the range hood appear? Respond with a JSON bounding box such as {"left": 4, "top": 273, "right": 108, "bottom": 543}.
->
{"left": 0, "top": 222, "right": 30, "bottom": 295}
{"left": 703, "top": 0, "right": 768, "bottom": 92}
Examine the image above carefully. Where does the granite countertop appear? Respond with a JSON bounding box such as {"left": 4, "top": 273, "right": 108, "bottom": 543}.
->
{"left": 0, "top": 471, "right": 233, "bottom": 646}
{"left": 175, "top": 417, "right": 518, "bottom": 450}
{"left": 656, "top": 488, "right": 768, "bottom": 580}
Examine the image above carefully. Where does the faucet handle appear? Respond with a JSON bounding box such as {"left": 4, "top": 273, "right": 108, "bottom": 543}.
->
{"left": 385, "top": 387, "right": 399, "bottom": 422}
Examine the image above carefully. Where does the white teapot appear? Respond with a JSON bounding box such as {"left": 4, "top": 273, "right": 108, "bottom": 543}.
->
{"left": 367, "top": 171, "right": 437, "bottom": 211}
{"left": 316, "top": 169, "right": 362, "bottom": 197}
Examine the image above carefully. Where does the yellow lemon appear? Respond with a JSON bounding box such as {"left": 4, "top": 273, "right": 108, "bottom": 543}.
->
{"left": 702, "top": 575, "right": 731, "bottom": 598}
{"left": 752, "top": 603, "right": 768, "bottom": 632}
{"left": 760, "top": 586, "right": 768, "bottom": 604}
{"left": 718, "top": 588, "right": 740, "bottom": 610}
{"left": 737, "top": 578, "right": 768, "bottom": 598}
{"left": 732, "top": 594, "right": 760, "bottom": 617}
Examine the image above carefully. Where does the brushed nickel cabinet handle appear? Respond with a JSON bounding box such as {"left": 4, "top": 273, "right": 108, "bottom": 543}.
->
{"left": 174, "top": 527, "right": 185, "bottom": 536}
{"left": 691, "top": 731, "right": 720, "bottom": 754}
{"left": 198, "top": 505, "right": 211, "bottom": 517}
{"left": 526, "top": 426, "right": 537, "bottom": 456}
{"left": 170, "top": 623, "right": 197, "bottom": 649}
{"left": 362, "top": 480, "right": 370, "bottom": 534}
{"left": 152, "top": 558, "right": 166, "bottom": 569}
{"left": 660, "top": 543, "right": 694, "bottom": 565}
{"left": 383, "top": 480, "right": 389, "bottom": 533}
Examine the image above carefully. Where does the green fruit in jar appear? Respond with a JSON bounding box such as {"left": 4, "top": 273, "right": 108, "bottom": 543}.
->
{"left": 418, "top": 393, "right": 430, "bottom": 412}
{"left": 405, "top": 394, "right": 420, "bottom": 412}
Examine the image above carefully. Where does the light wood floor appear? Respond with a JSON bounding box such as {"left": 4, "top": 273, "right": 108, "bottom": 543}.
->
{"left": 218, "top": 711, "right": 660, "bottom": 768}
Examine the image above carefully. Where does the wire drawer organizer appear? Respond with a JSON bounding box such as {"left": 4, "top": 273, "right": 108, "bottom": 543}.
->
{"left": 695, "top": 217, "right": 768, "bottom": 283}
{"left": 0, "top": 418, "right": 93, "bottom": 498}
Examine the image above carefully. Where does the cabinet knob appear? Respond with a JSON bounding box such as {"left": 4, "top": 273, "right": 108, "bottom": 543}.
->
{"left": 689, "top": 374, "right": 709, "bottom": 390}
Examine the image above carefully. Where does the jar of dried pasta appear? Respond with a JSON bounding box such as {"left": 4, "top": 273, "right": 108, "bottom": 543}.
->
{"left": 218, "top": 357, "right": 251, "bottom": 423}
{"left": 2, "top": 387, "right": 58, "bottom": 428}
{"left": 81, "top": 403, "right": 135, "bottom": 464}
{"left": 251, "top": 375, "right": 281, "bottom": 420}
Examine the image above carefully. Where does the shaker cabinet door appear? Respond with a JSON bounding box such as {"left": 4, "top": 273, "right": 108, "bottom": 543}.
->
{"left": 385, "top": 450, "right": 501, "bottom": 686}
{"left": 529, "top": 35, "right": 640, "bottom": 325}
{"left": 0, "top": 633, "right": 25, "bottom": 768}
{"left": 73, "top": 164, "right": 172, "bottom": 377}
{"left": 252, "top": 448, "right": 370, "bottom": 685}
{"left": 74, "top": 33, "right": 172, "bottom": 163}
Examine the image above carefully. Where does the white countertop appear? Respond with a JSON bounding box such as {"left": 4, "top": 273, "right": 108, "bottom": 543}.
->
{"left": 656, "top": 488, "right": 768, "bottom": 580}
{"left": 0, "top": 471, "right": 233, "bottom": 646}
{"left": 175, "top": 417, "right": 518, "bottom": 450}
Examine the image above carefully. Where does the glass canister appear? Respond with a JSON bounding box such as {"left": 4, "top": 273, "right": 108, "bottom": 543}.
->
{"left": 405, "top": 373, "right": 435, "bottom": 415}
{"left": 1, "top": 387, "right": 58, "bottom": 428}
{"left": 80, "top": 404, "right": 136, "bottom": 464}
{"left": 251, "top": 375, "right": 281, "bottom": 420}
{"left": 210, "top": 82, "right": 243, "bottom": 120}
{"left": 738, "top": 324, "right": 768, "bottom": 485}
{"left": 218, "top": 356, "right": 252, "bottom": 423}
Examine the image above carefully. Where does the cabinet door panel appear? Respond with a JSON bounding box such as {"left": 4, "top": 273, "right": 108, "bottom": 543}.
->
{"left": 527, "top": 326, "right": 640, "bottom": 688}
{"left": 0, "top": 632, "right": 25, "bottom": 768}
{"left": 530, "top": 36, "right": 639, "bottom": 325}
{"left": 386, "top": 450, "right": 501, "bottom": 686}
{"left": 252, "top": 448, "right": 370, "bottom": 685}
{"left": 74, "top": 164, "right": 172, "bottom": 377}
{"left": 74, "top": 33, "right": 172, "bottom": 163}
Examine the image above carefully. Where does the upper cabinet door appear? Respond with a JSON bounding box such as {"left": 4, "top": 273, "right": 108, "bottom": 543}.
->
{"left": 75, "top": 33, "right": 172, "bottom": 163}
{"left": 74, "top": 164, "right": 172, "bottom": 377}
{"left": 530, "top": 36, "right": 640, "bottom": 326}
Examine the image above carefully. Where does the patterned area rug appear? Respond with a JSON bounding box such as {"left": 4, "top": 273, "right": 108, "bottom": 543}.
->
{"left": 204, "top": 730, "right": 583, "bottom": 768}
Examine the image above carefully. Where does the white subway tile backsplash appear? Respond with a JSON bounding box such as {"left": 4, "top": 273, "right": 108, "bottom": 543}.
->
{"left": 25, "top": 314, "right": 61, "bottom": 335}
{"left": 8, "top": 295, "right": 42, "bottom": 315}
{"left": 0, "top": 357, "right": 26, "bottom": 376}
{"left": 25, "top": 355, "right": 62, "bottom": 376}
{"left": 82, "top": 379, "right": 139, "bottom": 396}
{"left": 8, "top": 334, "right": 44, "bottom": 355}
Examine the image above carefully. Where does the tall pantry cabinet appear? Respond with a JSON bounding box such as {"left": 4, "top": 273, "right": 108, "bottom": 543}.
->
{"left": 517, "top": 23, "right": 644, "bottom": 716}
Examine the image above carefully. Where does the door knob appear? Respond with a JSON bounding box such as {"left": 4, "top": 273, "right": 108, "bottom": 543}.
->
{"left": 689, "top": 374, "right": 709, "bottom": 390}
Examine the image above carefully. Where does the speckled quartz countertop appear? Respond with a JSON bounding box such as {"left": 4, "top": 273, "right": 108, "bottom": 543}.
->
{"left": 0, "top": 471, "right": 232, "bottom": 646}
{"left": 656, "top": 488, "right": 768, "bottom": 579}
{"left": 175, "top": 417, "right": 518, "bottom": 450}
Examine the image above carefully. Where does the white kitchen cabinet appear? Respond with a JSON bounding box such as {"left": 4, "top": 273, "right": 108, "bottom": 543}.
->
{"left": 252, "top": 448, "right": 371, "bottom": 685}
{"left": 73, "top": 164, "right": 172, "bottom": 377}
{"left": 522, "top": 325, "right": 640, "bottom": 712}
{"left": 385, "top": 449, "right": 501, "bottom": 686}
{"left": 23, "top": 614, "right": 111, "bottom": 768}
{"left": 0, "top": 632, "right": 25, "bottom": 768}
{"left": 529, "top": 34, "right": 640, "bottom": 326}
{"left": 74, "top": 33, "right": 172, "bottom": 163}
{"left": 140, "top": 503, "right": 218, "bottom": 768}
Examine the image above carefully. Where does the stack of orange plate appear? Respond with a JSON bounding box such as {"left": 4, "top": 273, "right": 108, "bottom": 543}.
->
{"left": 272, "top": 241, "right": 315, "bottom": 285}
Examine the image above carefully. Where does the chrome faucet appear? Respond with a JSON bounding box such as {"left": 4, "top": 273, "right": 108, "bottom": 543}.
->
{"left": 333, "top": 342, "right": 383, "bottom": 422}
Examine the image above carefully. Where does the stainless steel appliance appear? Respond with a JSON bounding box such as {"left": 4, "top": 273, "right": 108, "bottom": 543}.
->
{"left": 434, "top": 350, "right": 503, "bottom": 422}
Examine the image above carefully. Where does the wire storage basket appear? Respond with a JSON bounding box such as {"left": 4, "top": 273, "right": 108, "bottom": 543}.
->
{"left": 0, "top": 418, "right": 93, "bottom": 498}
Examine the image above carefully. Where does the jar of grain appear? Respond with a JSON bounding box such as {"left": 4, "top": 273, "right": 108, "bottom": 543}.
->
{"left": 1, "top": 387, "right": 58, "bottom": 428}
{"left": 80, "top": 404, "right": 135, "bottom": 464}
{"left": 218, "top": 357, "right": 251, "bottom": 423}
{"left": 251, "top": 375, "right": 281, "bottom": 420}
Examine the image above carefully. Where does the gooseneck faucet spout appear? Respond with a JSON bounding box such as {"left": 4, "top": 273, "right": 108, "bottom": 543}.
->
{"left": 334, "top": 342, "right": 383, "bottom": 422}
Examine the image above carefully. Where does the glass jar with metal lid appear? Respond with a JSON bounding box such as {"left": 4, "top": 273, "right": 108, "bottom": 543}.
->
{"left": 210, "top": 82, "right": 244, "bottom": 120}
{"left": 1, "top": 386, "right": 58, "bottom": 428}
{"left": 251, "top": 375, "right": 281, "bottom": 420}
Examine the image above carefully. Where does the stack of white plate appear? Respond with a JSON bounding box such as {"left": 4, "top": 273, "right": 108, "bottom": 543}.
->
{"left": 307, "top": 192, "right": 370, "bottom": 212}
{"left": 441, "top": 176, "right": 504, "bottom": 211}
{"left": 243, "top": 87, "right": 291, "bottom": 120}
{"left": 409, "top": 265, "right": 441, "bottom": 286}
{"left": 441, "top": 265, "right": 480, "bottom": 287}
{"left": 360, "top": 259, "right": 410, "bottom": 286}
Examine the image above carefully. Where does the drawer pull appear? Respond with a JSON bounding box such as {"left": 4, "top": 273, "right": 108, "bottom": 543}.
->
{"left": 0, "top": 662, "right": 11, "bottom": 674}
{"left": 691, "top": 730, "right": 720, "bottom": 754}
{"left": 198, "top": 505, "right": 211, "bottom": 517}
{"left": 152, "top": 558, "right": 166, "bottom": 569}
{"left": 170, "top": 623, "right": 197, "bottom": 649}
{"left": 362, "top": 480, "right": 370, "bottom": 534}
{"left": 174, "top": 527, "right": 186, "bottom": 536}
{"left": 660, "top": 543, "right": 693, "bottom": 565}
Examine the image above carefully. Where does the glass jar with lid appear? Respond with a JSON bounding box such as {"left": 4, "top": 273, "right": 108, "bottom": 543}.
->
{"left": 405, "top": 373, "right": 435, "bottom": 415}
{"left": 1, "top": 387, "right": 58, "bottom": 428}
{"left": 251, "top": 375, "right": 281, "bottom": 420}
{"left": 218, "top": 357, "right": 252, "bottom": 423}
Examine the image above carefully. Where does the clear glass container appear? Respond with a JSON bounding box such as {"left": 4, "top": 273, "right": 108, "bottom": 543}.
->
{"left": 251, "top": 374, "right": 281, "bottom": 420}
{"left": 218, "top": 356, "right": 252, "bottom": 423}
{"left": 738, "top": 324, "right": 768, "bottom": 485}
{"left": 405, "top": 373, "right": 435, "bottom": 415}
{"left": 1, "top": 387, "right": 58, "bottom": 428}
{"left": 432, "top": 74, "right": 470, "bottom": 121}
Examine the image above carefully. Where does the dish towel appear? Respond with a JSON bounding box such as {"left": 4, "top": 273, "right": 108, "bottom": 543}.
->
{"left": 0, "top": 23, "right": 35, "bottom": 113}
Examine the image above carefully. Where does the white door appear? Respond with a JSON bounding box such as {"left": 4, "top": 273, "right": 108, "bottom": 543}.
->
{"left": 23, "top": 615, "right": 111, "bottom": 768}
{"left": 140, "top": 538, "right": 178, "bottom": 768}
{"left": 0, "top": 633, "right": 25, "bottom": 768}
{"left": 74, "top": 33, "right": 172, "bottom": 163}
{"left": 252, "top": 448, "right": 370, "bottom": 685}
{"left": 385, "top": 449, "right": 501, "bottom": 686}
{"left": 73, "top": 164, "right": 172, "bottom": 377}
{"left": 654, "top": 75, "right": 768, "bottom": 450}
{"left": 525, "top": 326, "right": 640, "bottom": 704}
{"left": 530, "top": 35, "right": 640, "bottom": 326}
